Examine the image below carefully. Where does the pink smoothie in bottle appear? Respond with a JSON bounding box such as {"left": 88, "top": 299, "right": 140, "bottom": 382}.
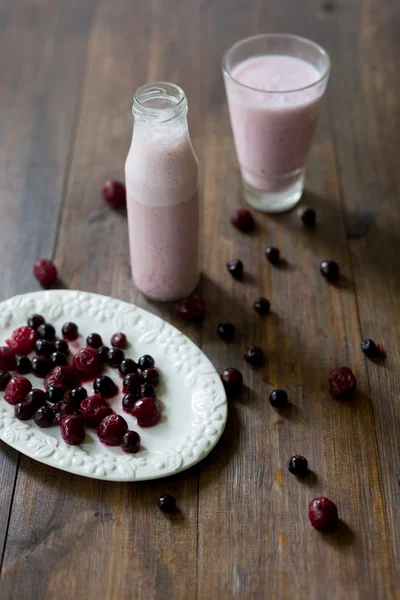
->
{"left": 125, "top": 83, "right": 199, "bottom": 301}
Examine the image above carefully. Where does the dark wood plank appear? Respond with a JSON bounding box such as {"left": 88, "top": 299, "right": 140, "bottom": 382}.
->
{"left": 0, "top": 0, "right": 97, "bottom": 569}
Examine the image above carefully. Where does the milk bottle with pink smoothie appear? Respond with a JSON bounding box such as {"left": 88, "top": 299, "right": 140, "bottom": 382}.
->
{"left": 125, "top": 83, "right": 199, "bottom": 301}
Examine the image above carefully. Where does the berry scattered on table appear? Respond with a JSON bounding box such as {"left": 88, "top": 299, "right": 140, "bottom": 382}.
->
{"left": 178, "top": 296, "right": 205, "bottom": 322}
{"left": 157, "top": 494, "right": 176, "bottom": 513}
{"left": 227, "top": 259, "right": 243, "bottom": 279}
{"left": 308, "top": 497, "right": 338, "bottom": 532}
{"left": 361, "top": 339, "right": 385, "bottom": 358}
{"left": 288, "top": 455, "right": 308, "bottom": 477}
{"left": 33, "top": 259, "right": 58, "bottom": 286}
{"left": 244, "top": 345, "right": 265, "bottom": 367}
{"left": 265, "top": 246, "right": 280, "bottom": 264}
{"left": 220, "top": 368, "right": 243, "bottom": 395}
{"left": 320, "top": 260, "right": 340, "bottom": 282}
{"left": 298, "top": 206, "right": 316, "bottom": 227}
{"left": 253, "top": 297, "right": 270, "bottom": 316}
{"left": 217, "top": 322, "right": 235, "bottom": 342}
{"left": 328, "top": 366, "right": 357, "bottom": 398}
{"left": 269, "top": 389, "right": 288, "bottom": 408}
{"left": 231, "top": 208, "right": 255, "bottom": 232}
{"left": 102, "top": 179, "right": 126, "bottom": 209}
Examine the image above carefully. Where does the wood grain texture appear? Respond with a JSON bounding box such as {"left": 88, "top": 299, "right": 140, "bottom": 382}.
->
{"left": 0, "top": 0, "right": 399, "bottom": 598}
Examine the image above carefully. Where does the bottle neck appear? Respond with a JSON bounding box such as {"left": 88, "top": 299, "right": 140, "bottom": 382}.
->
{"left": 132, "top": 82, "right": 188, "bottom": 125}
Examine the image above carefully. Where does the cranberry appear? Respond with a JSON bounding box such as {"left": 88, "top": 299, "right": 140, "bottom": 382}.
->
{"left": 98, "top": 345, "right": 110, "bottom": 361}
{"left": 157, "top": 494, "right": 176, "bottom": 513}
{"left": 93, "top": 375, "right": 117, "bottom": 397}
{"left": 269, "top": 389, "right": 288, "bottom": 408}
{"left": 111, "top": 332, "right": 127, "bottom": 349}
{"left": 73, "top": 347, "right": 102, "bottom": 379}
{"left": 230, "top": 208, "right": 255, "bottom": 232}
{"left": 37, "top": 323, "right": 56, "bottom": 341}
{"left": 44, "top": 365, "right": 79, "bottom": 391}
{"left": 26, "top": 389, "right": 47, "bottom": 409}
{"left": 137, "top": 383, "right": 156, "bottom": 399}
{"left": 46, "top": 385, "right": 64, "bottom": 404}
{"left": 16, "top": 356, "right": 31, "bottom": 374}
{"left": 101, "top": 179, "right": 126, "bottom": 209}
{"left": 31, "top": 356, "right": 53, "bottom": 377}
{"left": 265, "top": 246, "right": 280, "bottom": 264}
{"left": 34, "top": 406, "right": 55, "bottom": 428}
{"left": 138, "top": 355, "right": 155, "bottom": 370}
{"left": 122, "top": 393, "right": 136, "bottom": 412}
{"left": 178, "top": 296, "right": 205, "bottom": 322}
{"left": 0, "top": 347, "right": 16, "bottom": 371}
{"left": 80, "top": 394, "right": 113, "bottom": 427}
{"left": 86, "top": 333, "right": 103, "bottom": 349}
{"left": 35, "top": 339, "right": 56, "bottom": 356}
{"left": 142, "top": 368, "right": 160, "bottom": 387}
{"left": 298, "top": 206, "right": 316, "bottom": 226}
{"left": 132, "top": 397, "right": 161, "bottom": 427}
{"left": 328, "top": 366, "right": 357, "bottom": 398}
{"left": 107, "top": 347, "right": 125, "bottom": 368}
{"left": 244, "top": 346, "right": 265, "bottom": 367}
{"left": 33, "top": 259, "right": 58, "bottom": 286}
{"left": 69, "top": 387, "right": 88, "bottom": 406}
{"left": 97, "top": 414, "right": 128, "bottom": 446}
{"left": 4, "top": 376, "right": 32, "bottom": 405}
{"left": 253, "top": 297, "right": 270, "bottom": 316}
{"left": 51, "top": 351, "right": 67, "bottom": 366}
{"left": 119, "top": 359, "right": 138, "bottom": 376}
{"left": 27, "top": 314, "right": 45, "bottom": 331}
{"left": 55, "top": 400, "right": 78, "bottom": 422}
{"left": 60, "top": 415, "right": 85, "bottom": 445}
{"left": 0, "top": 371, "right": 11, "bottom": 391}
{"left": 62, "top": 322, "right": 79, "bottom": 341}
{"left": 6, "top": 326, "right": 37, "bottom": 354}
{"left": 361, "top": 339, "right": 381, "bottom": 358}
{"left": 123, "top": 373, "right": 142, "bottom": 394}
{"left": 320, "top": 260, "right": 340, "bottom": 281}
{"left": 122, "top": 431, "right": 141, "bottom": 453}
{"left": 288, "top": 455, "right": 308, "bottom": 477}
{"left": 217, "top": 322, "right": 235, "bottom": 342}
{"left": 15, "top": 401, "right": 36, "bottom": 421}
{"left": 227, "top": 259, "right": 243, "bottom": 279}
{"left": 220, "top": 368, "right": 243, "bottom": 395}
{"left": 308, "top": 497, "right": 338, "bottom": 532}
{"left": 55, "top": 339, "right": 69, "bottom": 355}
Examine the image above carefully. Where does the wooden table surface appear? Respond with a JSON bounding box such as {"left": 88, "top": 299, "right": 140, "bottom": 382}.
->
{"left": 1, "top": 0, "right": 399, "bottom": 598}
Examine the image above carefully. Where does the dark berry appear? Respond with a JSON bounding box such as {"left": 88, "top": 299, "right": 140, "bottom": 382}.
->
{"left": 31, "top": 356, "right": 53, "bottom": 377}
{"left": 45, "top": 385, "right": 64, "bottom": 404}
{"left": 0, "top": 347, "right": 16, "bottom": 371}
{"left": 253, "top": 297, "right": 270, "bottom": 316}
{"left": 73, "top": 347, "right": 102, "bottom": 378}
{"left": 269, "top": 389, "right": 288, "bottom": 408}
{"left": 69, "top": 387, "right": 88, "bottom": 406}
{"left": 98, "top": 345, "right": 110, "bottom": 361}
{"left": 308, "top": 497, "right": 338, "bottom": 532}
{"left": 0, "top": 371, "right": 11, "bottom": 391}
{"left": 4, "top": 376, "right": 32, "bottom": 405}
{"left": 35, "top": 339, "right": 56, "bottom": 356}
{"left": 328, "top": 366, "right": 357, "bottom": 398}
{"left": 97, "top": 414, "right": 128, "bottom": 446}
{"left": 15, "top": 401, "right": 36, "bottom": 421}
{"left": 16, "top": 356, "right": 31, "bottom": 374}
{"left": 122, "top": 393, "right": 136, "bottom": 412}
{"left": 265, "top": 246, "right": 280, "bottom": 264}
{"left": 80, "top": 394, "right": 113, "bottom": 427}
{"left": 132, "top": 397, "right": 161, "bottom": 427}
{"left": 26, "top": 389, "right": 47, "bottom": 409}
{"left": 298, "top": 206, "right": 316, "bottom": 226}
{"left": 62, "top": 322, "right": 79, "bottom": 341}
{"left": 86, "top": 333, "right": 103, "bottom": 349}
{"left": 27, "top": 314, "right": 45, "bottom": 331}
{"left": 33, "top": 259, "right": 58, "bottom": 286}
{"left": 244, "top": 346, "right": 265, "bottom": 367}
{"left": 94, "top": 375, "right": 117, "bottom": 397}
{"left": 107, "top": 347, "right": 125, "bottom": 368}
{"left": 119, "top": 358, "right": 138, "bottom": 376}
{"left": 157, "top": 494, "right": 176, "bottom": 513}
{"left": 6, "top": 326, "right": 37, "bottom": 354}
{"left": 320, "top": 260, "right": 340, "bottom": 281}
{"left": 142, "top": 368, "right": 160, "bottom": 387}
{"left": 137, "top": 383, "right": 156, "bottom": 399}
{"left": 111, "top": 332, "right": 127, "bottom": 349}
{"left": 55, "top": 339, "right": 69, "bottom": 355}
{"left": 178, "top": 296, "right": 205, "bottom": 322}
{"left": 217, "top": 322, "right": 235, "bottom": 342}
{"left": 220, "top": 368, "right": 243, "bottom": 395}
{"left": 227, "top": 259, "right": 243, "bottom": 279}
{"left": 138, "top": 355, "right": 155, "bottom": 370}
{"left": 54, "top": 400, "right": 78, "bottom": 423}
{"left": 288, "top": 455, "right": 308, "bottom": 477}
{"left": 60, "top": 415, "right": 85, "bottom": 445}
{"left": 37, "top": 323, "right": 56, "bottom": 341}
{"left": 361, "top": 339, "right": 381, "bottom": 358}
{"left": 123, "top": 373, "right": 142, "bottom": 394}
{"left": 230, "top": 208, "right": 255, "bottom": 232}
{"left": 44, "top": 366, "right": 79, "bottom": 391}
{"left": 122, "top": 431, "right": 141, "bottom": 453}
{"left": 102, "top": 179, "right": 126, "bottom": 209}
{"left": 51, "top": 351, "right": 68, "bottom": 366}
{"left": 34, "top": 406, "right": 55, "bottom": 428}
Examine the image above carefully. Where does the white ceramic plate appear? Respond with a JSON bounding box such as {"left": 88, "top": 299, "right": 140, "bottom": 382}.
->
{"left": 0, "top": 290, "right": 227, "bottom": 481}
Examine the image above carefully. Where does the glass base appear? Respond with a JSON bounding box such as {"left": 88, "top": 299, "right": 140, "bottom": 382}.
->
{"left": 243, "top": 175, "right": 304, "bottom": 214}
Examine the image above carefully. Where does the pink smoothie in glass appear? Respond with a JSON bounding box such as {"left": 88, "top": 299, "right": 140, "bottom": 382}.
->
{"left": 226, "top": 55, "right": 325, "bottom": 191}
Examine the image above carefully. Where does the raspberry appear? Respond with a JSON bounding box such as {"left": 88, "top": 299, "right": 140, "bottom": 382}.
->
{"left": 33, "top": 259, "right": 58, "bottom": 286}
{"left": 6, "top": 326, "right": 37, "bottom": 355}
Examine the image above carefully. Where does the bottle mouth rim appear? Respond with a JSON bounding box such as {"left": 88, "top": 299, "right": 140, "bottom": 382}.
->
{"left": 133, "top": 82, "right": 187, "bottom": 123}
